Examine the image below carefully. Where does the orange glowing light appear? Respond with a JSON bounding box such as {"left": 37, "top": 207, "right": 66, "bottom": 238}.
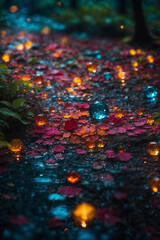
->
{"left": 9, "top": 139, "right": 24, "bottom": 153}
{"left": 66, "top": 172, "right": 80, "bottom": 183}
{"left": 148, "top": 177, "right": 160, "bottom": 193}
{"left": 86, "top": 63, "right": 97, "bottom": 73}
{"left": 118, "top": 146, "right": 126, "bottom": 152}
{"left": 41, "top": 26, "right": 51, "bottom": 35}
{"left": 45, "top": 80, "right": 51, "bottom": 87}
{"left": 1, "top": 30, "right": 7, "bottom": 37}
{"left": 120, "top": 25, "right": 124, "bottom": 29}
{"left": 116, "top": 109, "right": 124, "bottom": 118}
{"left": 25, "top": 41, "right": 32, "bottom": 50}
{"left": 146, "top": 142, "right": 160, "bottom": 156}
{"left": 35, "top": 114, "right": 47, "bottom": 126}
{"left": 57, "top": 1, "right": 62, "bottom": 6}
{"left": 49, "top": 107, "right": 55, "bottom": 113}
{"left": 137, "top": 108, "right": 143, "bottom": 116}
{"left": 131, "top": 61, "right": 138, "bottom": 67}
{"left": 147, "top": 116, "right": 154, "bottom": 125}
{"left": 57, "top": 98, "right": 63, "bottom": 104}
{"left": 86, "top": 140, "right": 96, "bottom": 149}
{"left": 129, "top": 49, "right": 136, "bottom": 56}
{"left": 21, "top": 75, "right": 31, "bottom": 82}
{"left": 117, "top": 71, "right": 125, "bottom": 79}
{"left": 2, "top": 53, "right": 10, "bottom": 62}
{"left": 97, "top": 140, "right": 105, "bottom": 148}
{"left": 73, "top": 77, "right": 82, "bottom": 85}
{"left": 60, "top": 37, "right": 68, "bottom": 44}
{"left": 9, "top": 5, "right": 18, "bottom": 13}
{"left": 146, "top": 55, "right": 154, "bottom": 63}
{"left": 41, "top": 92, "right": 48, "bottom": 100}
{"left": 33, "top": 75, "right": 44, "bottom": 86}
{"left": 73, "top": 203, "right": 96, "bottom": 227}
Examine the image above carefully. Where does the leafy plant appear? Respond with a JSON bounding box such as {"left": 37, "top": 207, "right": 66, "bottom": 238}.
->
{"left": 0, "top": 64, "right": 38, "bottom": 148}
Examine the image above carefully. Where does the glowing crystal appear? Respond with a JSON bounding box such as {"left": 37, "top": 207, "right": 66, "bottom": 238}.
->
{"left": 66, "top": 172, "right": 80, "bottom": 183}
{"left": 146, "top": 142, "right": 160, "bottom": 156}
{"left": 35, "top": 114, "right": 47, "bottom": 126}
{"left": 9, "top": 139, "right": 24, "bottom": 153}
{"left": 89, "top": 101, "right": 109, "bottom": 121}
{"left": 144, "top": 86, "right": 158, "bottom": 99}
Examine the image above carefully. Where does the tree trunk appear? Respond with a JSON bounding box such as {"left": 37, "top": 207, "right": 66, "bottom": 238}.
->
{"left": 131, "top": 0, "right": 152, "bottom": 45}
{"left": 118, "top": 0, "right": 127, "bottom": 15}
{"left": 70, "top": 0, "right": 77, "bottom": 9}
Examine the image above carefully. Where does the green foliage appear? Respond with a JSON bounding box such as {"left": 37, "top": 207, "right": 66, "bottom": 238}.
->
{"left": 153, "top": 113, "right": 160, "bottom": 124}
{"left": 0, "top": 64, "right": 37, "bottom": 147}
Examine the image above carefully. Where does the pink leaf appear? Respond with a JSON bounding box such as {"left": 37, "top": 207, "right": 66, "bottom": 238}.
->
{"left": 48, "top": 218, "right": 63, "bottom": 228}
{"left": 45, "top": 159, "right": 56, "bottom": 165}
{"left": 117, "top": 152, "right": 132, "bottom": 161}
{"left": 52, "top": 145, "right": 65, "bottom": 153}
{"left": 105, "top": 150, "right": 116, "bottom": 158}
{"left": 76, "top": 149, "right": 87, "bottom": 154}
{"left": 57, "top": 186, "right": 82, "bottom": 197}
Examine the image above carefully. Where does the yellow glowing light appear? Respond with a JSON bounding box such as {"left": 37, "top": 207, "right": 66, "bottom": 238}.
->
{"left": 41, "top": 26, "right": 51, "bottom": 35}
{"left": 118, "top": 71, "right": 125, "bottom": 79}
{"left": 25, "top": 41, "right": 32, "bottom": 50}
{"left": 149, "top": 177, "right": 160, "bottom": 193}
{"left": 21, "top": 75, "right": 31, "bottom": 82}
{"left": 146, "top": 55, "right": 154, "bottom": 63}
{"left": 129, "top": 49, "right": 136, "bottom": 56}
{"left": 73, "top": 77, "right": 82, "bottom": 85}
{"left": 120, "top": 25, "right": 124, "bottom": 29}
{"left": 137, "top": 108, "right": 143, "bottom": 116}
{"left": 131, "top": 61, "right": 138, "bottom": 67}
{"left": 147, "top": 116, "right": 154, "bottom": 125}
{"left": 9, "top": 5, "right": 18, "bottom": 13}
{"left": 97, "top": 140, "right": 105, "bottom": 148}
{"left": 2, "top": 53, "right": 10, "bottom": 62}
{"left": 16, "top": 43, "right": 24, "bottom": 51}
{"left": 64, "top": 114, "right": 72, "bottom": 119}
{"left": 73, "top": 203, "right": 96, "bottom": 227}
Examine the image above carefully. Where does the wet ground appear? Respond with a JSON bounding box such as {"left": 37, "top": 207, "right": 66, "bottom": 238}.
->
{"left": 0, "top": 30, "right": 160, "bottom": 240}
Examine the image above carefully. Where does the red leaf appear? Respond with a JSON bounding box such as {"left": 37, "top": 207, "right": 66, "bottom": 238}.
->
{"left": 48, "top": 218, "right": 63, "bottom": 228}
{"left": 64, "top": 119, "right": 78, "bottom": 131}
{"left": 9, "top": 216, "right": 29, "bottom": 225}
{"left": 0, "top": 167, "right": 8, "bottom": 174}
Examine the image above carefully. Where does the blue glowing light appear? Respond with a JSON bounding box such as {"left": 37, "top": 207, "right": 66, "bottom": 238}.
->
{"left": 144, "top": 86, "right": 158, "bottom": 98}
{"left": 89, "top": 101, "right": 109, "bottom": 121}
